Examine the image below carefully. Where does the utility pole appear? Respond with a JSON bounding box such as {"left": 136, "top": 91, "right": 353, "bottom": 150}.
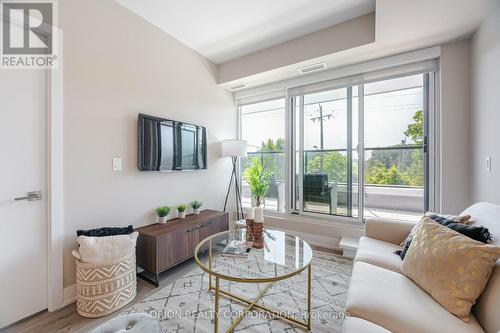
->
{"left": 319, "top": 105, "right": 324, "bottom": 170}
{"left": 319, "top": 106, "right": 324, "bottom": 150}
{"left": 310, "top": 104, "right": 333, "bottom": 171}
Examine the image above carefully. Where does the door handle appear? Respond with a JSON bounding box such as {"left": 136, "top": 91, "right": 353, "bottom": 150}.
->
{"left": 14, "top": 191, "right": 42, "bottom": 201}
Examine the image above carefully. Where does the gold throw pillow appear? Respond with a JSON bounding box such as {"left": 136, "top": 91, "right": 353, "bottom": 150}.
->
{"left": 400, "top": 217, "right": 500, "bottom": 321}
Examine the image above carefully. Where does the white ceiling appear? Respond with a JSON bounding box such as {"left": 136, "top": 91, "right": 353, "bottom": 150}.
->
{"left": 116, "top": 0, "right": 375, "bottom": 64}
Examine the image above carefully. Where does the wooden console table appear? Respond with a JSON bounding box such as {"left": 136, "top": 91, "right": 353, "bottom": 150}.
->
{"left": 135, "top": 209, "right": 229, "bottom": 286}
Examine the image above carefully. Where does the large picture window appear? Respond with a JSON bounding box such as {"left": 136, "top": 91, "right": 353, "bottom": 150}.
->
{"left": 238, "top": 69, "right": 435, "bottom": 223}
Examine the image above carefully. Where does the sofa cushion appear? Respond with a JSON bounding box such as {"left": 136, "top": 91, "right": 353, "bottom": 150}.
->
{"left": 346, "top": 262, "right": 484, "bottom": 333}
{"left": 400, "top": 218, "right": 500, "bottom": 321}
{"left": 354, "top": 237, "right": 402, "bottom": 273}
{"left": 462, "top": 202, "right": 500, "bottom": 333}
{"left": 342, "top": 317, "right": 391, "bottom": 333}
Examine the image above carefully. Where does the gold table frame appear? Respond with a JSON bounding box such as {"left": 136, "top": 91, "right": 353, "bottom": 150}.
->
{"left": 194, "top": 231, "right": 312, "bottom": 333}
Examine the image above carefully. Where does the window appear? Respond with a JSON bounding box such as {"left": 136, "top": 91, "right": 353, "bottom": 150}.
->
{"left": 295, "top": 87, "right": 359, "bottom": 218}
{"left": 240, "top": 99, "right": 286, "bottom": 213}
{"left": 363, "top": 74, "right": 427, "bottom": 222}
{"left": 238, "top": 65, "right": 436, "bottom": 223}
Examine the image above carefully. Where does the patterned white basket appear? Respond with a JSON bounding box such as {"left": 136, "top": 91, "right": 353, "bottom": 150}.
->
{"left": 74, "top": 251, "right": 137, "bottom": 318}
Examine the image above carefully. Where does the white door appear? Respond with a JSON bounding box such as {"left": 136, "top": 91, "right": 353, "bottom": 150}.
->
{"left": 0, "top": 69, "right": 48, "bottom": 328}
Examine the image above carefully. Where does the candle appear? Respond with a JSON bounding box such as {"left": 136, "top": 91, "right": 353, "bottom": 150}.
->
{"left": 254, "top": 206, "right": 264, "bottom": 223}
{"left": 246, "top": 207, "right": 255, "bottom": 220}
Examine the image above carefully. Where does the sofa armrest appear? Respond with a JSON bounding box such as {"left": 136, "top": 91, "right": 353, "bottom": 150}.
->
{"left": 365, "top": 218, "right": 416, "bottom": 245}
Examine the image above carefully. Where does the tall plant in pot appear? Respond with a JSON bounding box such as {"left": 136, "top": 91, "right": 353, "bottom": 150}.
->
{"left": 243, "top": 157, "right": 273, "bottom": 221}
{"left": 177, "top": 204, "right": 187, "bottom": 218}
{"left": 155, "top": 206, "right": 171, "bottom": 224}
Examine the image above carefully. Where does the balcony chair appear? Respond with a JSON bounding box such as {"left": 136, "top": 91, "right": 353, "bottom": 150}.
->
{"left": 303, "top": 173, "right": 334, "bottom": 214}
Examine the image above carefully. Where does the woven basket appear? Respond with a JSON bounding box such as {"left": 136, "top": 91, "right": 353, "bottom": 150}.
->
{"left": 75, "top": 251, "right": 137, "bottom": 318}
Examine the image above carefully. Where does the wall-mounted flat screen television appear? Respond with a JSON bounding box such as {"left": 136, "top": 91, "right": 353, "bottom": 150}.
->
{"left": 138, "top": 113, "right": 207, "bottom": 171}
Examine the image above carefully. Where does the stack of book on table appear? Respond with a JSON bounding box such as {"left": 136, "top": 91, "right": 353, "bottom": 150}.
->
{"left": 221, "top": 240, "right": 251, "bottom": 258}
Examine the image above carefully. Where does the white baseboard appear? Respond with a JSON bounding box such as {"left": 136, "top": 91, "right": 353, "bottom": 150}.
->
{"left": 63, "top": 284, "right": 76, "bottom": 306}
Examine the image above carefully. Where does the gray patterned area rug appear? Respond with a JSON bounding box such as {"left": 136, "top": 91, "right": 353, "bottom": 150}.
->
{"left": 126, "top": 251, "right": 353, "bottom": 332}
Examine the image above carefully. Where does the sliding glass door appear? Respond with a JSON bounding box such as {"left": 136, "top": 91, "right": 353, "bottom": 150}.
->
{"left": 291, "top": 73, "right": 429, "bottom": 222}
{"left": 292, "top": 87, "right": 360, "bottom": 218}
{"left": 238, "top": 69, "right": 434, "bottom": 223}
{"left": 363, "top": 74, "right": 428, "bottom": 222}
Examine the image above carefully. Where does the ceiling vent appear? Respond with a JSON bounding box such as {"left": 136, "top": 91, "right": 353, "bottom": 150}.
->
{"left": 227, "top": 83, "right": 247, "bottom": 91}
{"left": 297, "top": 62, "right": 327, "bottom": 74}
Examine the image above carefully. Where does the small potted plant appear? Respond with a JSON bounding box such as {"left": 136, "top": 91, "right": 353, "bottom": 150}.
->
{"left": 243, "top": 158, "right": 272, "bottom": 249}
{"left": 155, "top": 206, "right": 170, "bottom": 224}
{"left": 190, "top": 201, "right": 203, "bottom": 215}
{"left": 177, "top": 204, "right": 187, "bottom": 218}
{"left": 243, "top": 157, "right": 272, "bottom": 217}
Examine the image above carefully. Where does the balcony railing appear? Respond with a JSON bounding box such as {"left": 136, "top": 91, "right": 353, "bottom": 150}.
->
{"left": 241, "top": 146, "right": 424, "bottom": 222}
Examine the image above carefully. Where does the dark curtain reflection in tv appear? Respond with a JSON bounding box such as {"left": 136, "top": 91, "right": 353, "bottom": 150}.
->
{"left": 139, "top": 117, "right": 160, "bottom": 171}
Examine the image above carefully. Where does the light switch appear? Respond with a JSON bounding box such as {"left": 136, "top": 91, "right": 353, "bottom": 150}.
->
{"left": 485, "top": 156, "right": 491, "bottom": 173}
{"left": 113, "top": 157, "right": 122, "bottom": 171}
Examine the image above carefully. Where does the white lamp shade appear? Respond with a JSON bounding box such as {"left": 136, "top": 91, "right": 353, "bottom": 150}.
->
{"left": 221, "top": 140, "right": 247, "bottom": 157}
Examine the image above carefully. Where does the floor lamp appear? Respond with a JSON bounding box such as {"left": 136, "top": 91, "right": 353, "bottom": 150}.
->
{"left": 221, "top": 139, "right": 247, "bottom": 221}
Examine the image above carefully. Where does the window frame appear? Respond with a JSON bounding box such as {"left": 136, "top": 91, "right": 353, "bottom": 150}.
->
{"left": 236, "top": 56, "right": 440, "bottom": 224}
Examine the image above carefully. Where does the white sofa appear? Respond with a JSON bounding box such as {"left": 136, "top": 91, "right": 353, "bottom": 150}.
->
{"left": 342, "top": 202, "right": 500, "bottom": 333}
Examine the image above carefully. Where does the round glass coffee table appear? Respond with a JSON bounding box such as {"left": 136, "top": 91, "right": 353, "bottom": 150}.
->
{"left": 194, "top": 228, "right": 313, "bottom": 333}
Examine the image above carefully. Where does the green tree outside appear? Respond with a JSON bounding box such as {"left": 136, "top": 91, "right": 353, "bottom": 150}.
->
{"left": 306, "top": 151, "right": 350, "bottom": 183}
{"left": 246, "top": 109, "right": 424, "bottom": 187}
{"left": 307, "top": 110, "right": 424, "bottom": 187}
{"left": 404, "top": 110, "right": 424, "bottom": 144}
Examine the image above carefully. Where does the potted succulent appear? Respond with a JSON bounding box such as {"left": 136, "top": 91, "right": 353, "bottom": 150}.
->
{"left": 190, "top": 201, "right": 203, "bottom": 215}
{"left": 155, "top": 206, "right": 171, "bottom": 224}
{"left": 177, "top": 204, "right": 187, "bottom": 218}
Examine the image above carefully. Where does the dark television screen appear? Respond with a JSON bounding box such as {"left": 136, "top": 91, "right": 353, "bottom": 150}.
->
{"left": 138, "top": 113, "right": 207, "bottom": 171}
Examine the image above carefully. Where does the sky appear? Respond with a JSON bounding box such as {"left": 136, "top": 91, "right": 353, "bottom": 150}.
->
{"left": 241, "top": 74, "right": 424, "bottom": 152}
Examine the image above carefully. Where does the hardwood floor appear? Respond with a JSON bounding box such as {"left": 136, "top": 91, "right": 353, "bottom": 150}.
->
{"left": 2, "top": 245, "right": 340, "bottom": 333}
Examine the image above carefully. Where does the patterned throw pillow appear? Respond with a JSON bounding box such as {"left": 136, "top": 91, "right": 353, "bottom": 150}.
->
{"left": 395, "top": 212, "right": 473, "bottom": 257}
{"left": 395, "top": 215, "right": 492, "bottom": 260}
{"left": 400, "top": 213, "right": 470, "bottom": 246}
{"left": 400, "top": 218, "right": 500, "bottom": 321}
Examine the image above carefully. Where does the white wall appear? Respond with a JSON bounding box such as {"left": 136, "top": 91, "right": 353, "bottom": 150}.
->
{"left": 439, "top": 39, "right": 472, "bottom": 214}
{"left": 470, "top": 2, "right": 500, "bottom": 204}
{"left": 61, "top": 0, "right": 235, "bottom": 287}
